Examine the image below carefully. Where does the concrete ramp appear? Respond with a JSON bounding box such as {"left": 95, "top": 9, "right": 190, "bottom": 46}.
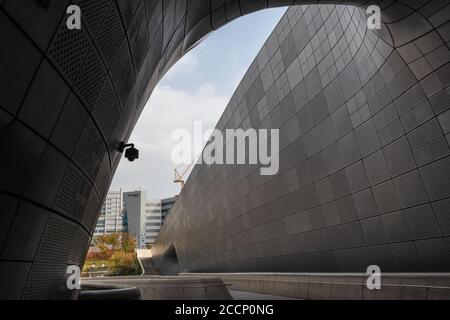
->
{"left": 81, "top": 276, "right": 232, "bottom": 300}
{"left": 136, "top": 249, "right": 160, "bottom": 275}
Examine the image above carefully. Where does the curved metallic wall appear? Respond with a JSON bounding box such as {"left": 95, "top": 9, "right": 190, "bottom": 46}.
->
{"left": 0, "top": 0, "right": 448, "bottom": 299}
{"left": 153, "top": 2, "right": 450, "bottom": 274}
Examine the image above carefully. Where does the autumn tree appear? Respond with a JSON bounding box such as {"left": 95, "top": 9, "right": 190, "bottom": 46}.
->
{"left": 121, "top": 232, "right": 137, "bottom": 253}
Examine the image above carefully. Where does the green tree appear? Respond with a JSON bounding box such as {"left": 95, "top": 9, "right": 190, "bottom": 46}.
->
{"left": 121, "top": 232, "right": 137, "bottom": 253}
{"left": 84, "top": 232, "right": 141, "bottom": 276}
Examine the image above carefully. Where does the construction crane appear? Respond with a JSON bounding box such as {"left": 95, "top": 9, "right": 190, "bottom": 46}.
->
{"left": 174, "top": 163, "right": 194, "bottom": 191}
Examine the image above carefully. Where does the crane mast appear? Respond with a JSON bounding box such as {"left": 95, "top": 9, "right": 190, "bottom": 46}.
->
{"left": 174, "top": 163, "right": 193, "bottom": 191}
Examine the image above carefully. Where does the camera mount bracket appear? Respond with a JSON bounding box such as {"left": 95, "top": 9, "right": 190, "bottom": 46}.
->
{"left": 118, "top": 142, "right": 134, "bottom": 153}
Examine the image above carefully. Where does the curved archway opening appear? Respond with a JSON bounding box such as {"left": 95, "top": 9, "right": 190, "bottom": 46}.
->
{"left": 110, "top": 8, "right": 287, "bottom": 199}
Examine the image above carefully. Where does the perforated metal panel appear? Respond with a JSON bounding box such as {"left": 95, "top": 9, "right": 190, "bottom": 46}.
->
{"left": 22, "top": 214, "right": 90, "bottom": 300}
{"left": 128, "top": 1, "right": 149, "bottom": 71}
{"left": 92, "top": 78, "right": 121, "bottom": 137}
{"left": 94, "top": 155, "right": 112, "bottom": 198}
{"left": 150, "top": 24, "right": 163, "bottom": 74}
{"left": 95, "top": 3, "right": 125, "bottom": 67}
{"left": 110, "top": 38, "right": 135, "bottom": 107}
{"left": 72, "top": 120, "right": 106, "bottom": 181}
{"left": 54, "top": 165, "right": 92, "bottom": 221}
{"left": 47, "top": 22, "right": 91, "bottom": 84}
{"left": 116, "top": 0, "right": 141, "bottom": 30}
{"left": 74, "top": 0, "right": 112, "bottom": 37}
{"left": 145, "top": 0, "right": 159, "bottom": 19}
{"left": 82, "top": 189, "right": 102, "bottom": 232}
{"left": 137, "top": 53, "right": 152, "bottom": 102}
{"left": 146, "top": 0, "right": 162, "bottom": 43}
{"left": 74, "top": 47, "right": 107, "bottom": 109}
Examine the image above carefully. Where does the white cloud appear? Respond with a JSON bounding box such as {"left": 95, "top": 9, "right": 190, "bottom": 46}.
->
{"left": 163, "top": 51, "right": 200, "bottom": 80}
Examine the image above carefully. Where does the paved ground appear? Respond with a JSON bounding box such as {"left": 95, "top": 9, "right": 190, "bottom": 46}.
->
{"left": 229, "top": 290, "right": 299, "bottom": 300}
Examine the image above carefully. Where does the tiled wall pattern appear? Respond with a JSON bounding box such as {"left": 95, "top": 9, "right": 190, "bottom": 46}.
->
{"left": 0, "top": 0, "right": 448, "bottom": 299}
{"left": 153, "top": 3, "right": 450, "bottom": 275}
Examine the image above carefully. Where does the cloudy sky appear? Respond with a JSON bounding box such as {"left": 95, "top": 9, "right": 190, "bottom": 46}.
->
{"left": 110, "top": 8, "right": 287, "bottom": 199}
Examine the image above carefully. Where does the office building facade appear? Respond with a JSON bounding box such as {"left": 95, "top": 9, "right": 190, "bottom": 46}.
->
{"left": 94, "top": 190, "right": 126, "bottom": 236}
{"left": 123, "top": 190, "right": 147, "bottom": 249}
{"left": 161, "top": 196, "right": 177, "bottom": 224}
{"left": 145, "top": 200, "right": 162, "bottom": 246}
{"left": 122, "top": 191, "right": 176, "bottom": 248}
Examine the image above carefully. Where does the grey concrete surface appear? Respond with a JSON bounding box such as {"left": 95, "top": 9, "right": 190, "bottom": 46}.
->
{"left": 180, "top": 272, "right": 450, "bottom": 300}
{"left": 79, "top": 284, "right": 141, "bottom": 300}
{"left": 230, "top": 290, "right": 299, "bottom": 300}
{"left": 80, "top": 272, "right": 450, "bottom": 300}
{"left": 81, "top": 275, "right": 232, "bottom": 300}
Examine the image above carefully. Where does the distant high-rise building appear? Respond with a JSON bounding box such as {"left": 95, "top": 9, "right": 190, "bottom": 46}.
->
{"left": 94, "top": 190, "right": 125, "bottom": 236}
{"left": 101, "top": 191, "right": 177, "bottom": 248}
{"left": 145, "top": 200, "right": 162, "bottom": 246}
{"left": 144, "top": 197, "right": 177, "bottom": 245}
{"left": 161, "top": 196, "right": 177, "bottom": 224}
{"left": 123, "top": 190, "right": 147, "bottom": 248}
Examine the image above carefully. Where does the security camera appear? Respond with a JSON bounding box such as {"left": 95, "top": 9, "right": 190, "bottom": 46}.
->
{"left": 124, "top": 146, "right": 139, "bottom": 162}
{"left": 118, "top": 142, "right": 139, "bottom": 162}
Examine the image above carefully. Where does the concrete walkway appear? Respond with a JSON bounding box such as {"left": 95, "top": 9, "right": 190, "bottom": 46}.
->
{"left": 229, "top": 290, "right": 299, "bottom": 300}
